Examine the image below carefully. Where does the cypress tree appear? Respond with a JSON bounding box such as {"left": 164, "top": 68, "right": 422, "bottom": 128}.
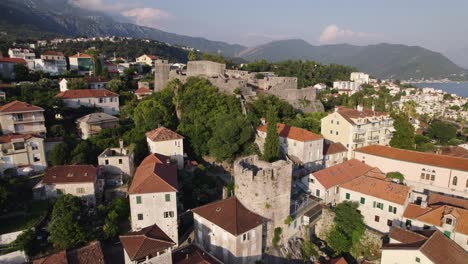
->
{"left": 263, "top": 107, "right": 280, "bottom": 162}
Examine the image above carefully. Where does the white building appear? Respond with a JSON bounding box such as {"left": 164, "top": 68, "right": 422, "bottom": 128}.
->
{"left": 0, "top": 100, "right": 47, "bottom": 136}
{"left": 350, "top": 72, "right": 370, "bottom": 84}
{"left": 8, "top": 48, "right": 35, "bottom": 70}
{"left": 339, "top": 173, "right": 411, "bottom": 233}
{"left": 56, "top": 89, "right": 119, "bottom": 115}
{"left": 33, "top": 165, "right": 100, "bottom": 206}
{"left": 76, "top": 112, "right": 119, "bottom": 140}
{"left": 136, "top": 54, "right": 167, "bottom": 67}
{"left": 381, "top": 227, "right": 467, "bottom": 264}
{"left": 146, "top": 127, "right": 184, "bottom": 169}
{"left": 322, "top": 141, "right": 347, "bottom": 168}
{"left": 256, "top": 123, "right": 324, "bottom": 170}
{"left": 354, "top": 145, "right": 468, "bottom": 198}
{"left": 0, "top": 134, "right": 47, "bottom": 176}
{"left": 333, "top": 81, "right": 361, "bottom": 92}
{"left": 34, "top": 51, "right": 67, "bottom": 75}
{"left": 128, "top": 153, "right": 179, "bottom": 244}
{"left": 192, "top": 196, "right": 263, "bottom": 264}
{"left": 98, "top": 140, "right": 134, "bottom": 181}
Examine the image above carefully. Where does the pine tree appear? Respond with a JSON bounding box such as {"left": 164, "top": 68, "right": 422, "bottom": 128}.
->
{"left": 263, "top": 107, "right": 280, "bottom": 162}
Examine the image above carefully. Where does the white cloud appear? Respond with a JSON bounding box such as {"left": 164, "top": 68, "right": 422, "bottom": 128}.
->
{"left": 319, "top": 24, "right": 372, "bottom": 44}
{"left": 122, "top": 8, "right": 172, "bottom": 29}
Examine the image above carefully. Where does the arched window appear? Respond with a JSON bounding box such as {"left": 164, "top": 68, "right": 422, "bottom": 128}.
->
{"left": 452, "top": 176, "right": 458, "bottom": 186}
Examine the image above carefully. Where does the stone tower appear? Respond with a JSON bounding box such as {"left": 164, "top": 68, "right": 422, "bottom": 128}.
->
{"left": 234, "top": 155, "right": 292, "bottom": 248}
{"left": 154, "top": 62, "right": 170, "bottom": 92}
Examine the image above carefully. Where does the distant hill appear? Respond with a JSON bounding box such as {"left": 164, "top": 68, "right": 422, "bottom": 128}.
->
{"left": 239, "top": 39, "right": 468, "bottom": 80}
{"left": 0, "top": 0, "right": 246, "bottom": 57}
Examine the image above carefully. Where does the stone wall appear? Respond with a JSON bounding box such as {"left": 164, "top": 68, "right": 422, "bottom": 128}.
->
{"left": 186, "top": 61, "right": 226, "bottom": 77}
{"left": 265, "top": 87, "right": 324, "bottom": 113}
{"left": 234, "top": 155, "right": 293, "bottom": 248}
{"left": 258, "top": 77, "right": 298, "bottom": 91}
{"left": 154, "top": 63, "right": 171, "bottom": 91}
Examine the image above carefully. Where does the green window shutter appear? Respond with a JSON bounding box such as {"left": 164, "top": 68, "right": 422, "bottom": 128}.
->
{"left": 388, "top": 205, "right": 393, "bottom": 212}
{"left": 165, "top": 194, "right": 171, "bottom": 202}
{"left": 360, "top": 197, "right": 365, "bottom": 204}
{"left": 346, "top": 193, "right": 350, "bottom": 199}
{"left": 380, "top": 203, "right": 384, "bottom": 210}
{"left": 136, "top": 196, "right": 142, "bottom": 204}
{"left": 373, "top": 201, "right": 376, "bottom": 208}
{"left": 443, "top": 231, "right": 451, "bottom": 238}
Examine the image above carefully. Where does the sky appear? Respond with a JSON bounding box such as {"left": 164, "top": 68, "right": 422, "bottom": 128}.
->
{"left": 68, "top": 0, "right": 468, "bottom": 64}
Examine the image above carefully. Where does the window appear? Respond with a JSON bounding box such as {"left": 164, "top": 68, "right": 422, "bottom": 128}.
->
{"left": 242, "top": 232, "right": 249, "bottom": 242}
{"left": 136, "top": 196, "right": 142, "bottom": 204}
{"left": 446, "top": 218, "right": 453, "bottom": 225}
{"left": 33, "top": 153, "right": 41, "bottom": 162}
{"left": 406, "top": 219, "right": 412, "bottom": 227}
{"left": 425, "top": 174, "right": 430, "bottom": 180}
{"left": 294, "top": 220, "right": 297, "bottom": 228}
{"left": 330, "top": 130, "right": 333, "bottom": 134}
{"left": 337, "top": 121, "right": 339, "bottom": 125}
{"left": 16, "top": 113, "right": 24, "bottom": 121}
{"left": 335, "top": 131, "right": 338, "bottom": 135}
{"left": 345, "top": 193, "right": 350, "bottom": 200}
{"left": 165, "top": 194, "right": 171, "bottom": 202}
{"left": 164, "top": 211, "right": 174, "bottom": 218}
{"left": 76, "top": 187, "right": 85, "bottom": 194}
{"left": 118, "top": 159, "right": 123, "bottom": 164}
{"left": 360, "top": 197, "right": 365, "bottom": 204}
{"left": 444, "top": 231, "right": 451, "bottom": 238}
{"left": 31, "top": 142, "right": 38, "bottom": 150}
{"left": 387, "top": 220, "right": 393, "bottom": 226}
{"left": 420, "top": 173, "right": 425, "bottom": 179}
{"left": 415, "top": 257, "right": 420, "bottom": 263}
{"left": 316, "top": 189, "right": 320, "bottom": 197}
{"left": 309, "top": 178, "right": 315, "bottom": 184}
{"left": 388, "top": 205, "right": 393, "bottom": 213}
{"left": 452, "top": 176, "right": 458, "bottom": 186}
{"left": 137, "top": 214, "right": 143, "bottom": 220}
{"left": 430, "top": 175, "right": 435, "bottom": 181}
{"left": 374, "top": 202, "right": 384, "bottom": 210}
{"left": 105, "top": 159, "right": 109, "bottom": 165}
{"left": 331, "top": 120, "right": 334, "bottom": 124}
{"left": 374, "top": 215, "right": 380, "bottom": 222}
{"left": 13, "top": 142, "right": 25, "bottom": 150}
{"left": 99, "top": 98, "right": 104, "bottom": 103}
{"left": 466, "top": 179, "right": 468, "bottom": 188}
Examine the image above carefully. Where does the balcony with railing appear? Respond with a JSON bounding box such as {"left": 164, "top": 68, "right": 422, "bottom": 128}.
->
{"left": 353, "top": 137, "right": 365, "bottom": 143}
{"left": 353, "top": 128, "right": 366, "bottom": 134}
{"left": 382, "top": 122, "right": 393, "bottom": 127}
{"left": 369, "top": 125, "right": 380, "bottom": 132}
{"left": 12, "top": 115, "right": 45, "bottom": 123}
{"left": 367, "top": 135, "right": 380, "bottom": 142}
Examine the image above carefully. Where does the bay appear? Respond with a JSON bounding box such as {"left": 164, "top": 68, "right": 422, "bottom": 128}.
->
{"left": 412, "top": 82, "right": 468, "bottom": 98}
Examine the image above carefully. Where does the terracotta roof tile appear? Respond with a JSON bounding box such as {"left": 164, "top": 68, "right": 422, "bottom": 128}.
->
{"left": 33, "top": 250, "right": 67, "bottom": 264}
{"left": 172, "top": 244, "right": 222, "bottom": 264}
{"left": 329, "top": 257, "right": 348, "bottom": 264}
{"left": 120, "top": 224, "right": 175, "bottom": 262}
{"left": 402, "top": 204, "right": 433, "bottom": 219}
{"left": 76, "top": 112, "right": 118, "bottom": 124}
{"left": 419, "top": 230, "right": 468, "bottom": 264}
{"left": 336, "top": 106, "right": 389, "bottom": 125}
{"left": 135, "top": 87, "right": 153, "bottom": 95}
{"left": 67, "top": 241, "right": 105, "bottom": 264}
{"left": 340, "top": 174, "right": 411, "bottom": 205}
{"left": 355, "top": 145, "right": 468, "bottom": 172}
{"left": 146, "top": 127, "right": 184, "bottom": 142}
{"left": 128, "top": 153, "right": 178, "bottom": 194}
{"left": 0, "top": 133, "right": 39, "bottom": 143}
{"left": 257, "top": 123, "right": 322, "bottom": 142}
{"left": 56, "top": 89, "right": 118, "bottom": 99}
{"left": 311, "top": 159, "right": 374, "bottom": 189}
{"left": 192, "top": 196, "right": 263, "bottom": 236}
{"left": 323, "top": 142, "right": 347, "bottom": 155}
{"left": 0, "top": 58, "right": 27, "bottom": 64}
{"left": 42, "top": 165, "right": 97, "bottom": 184}
{"left": 389, "top": 226, "right": 428, "bottom": 244}
{"left": 0, "top": 100, "right": 44, "bottom": 113}
{"left": 404, "top": 204, "right": 468, "bottom": 235}
{"left": 428, "top": 193, "right": 468, "bottom": 210}
{"left": 69, "top": 53, "right": 92, "bottom": 58}
{"left": 440, "top": 146, "right": 468, "bottom": 158}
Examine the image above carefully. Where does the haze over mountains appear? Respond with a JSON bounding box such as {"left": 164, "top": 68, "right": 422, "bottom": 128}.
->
{"left": 1, "top": 0, "right": 467, "bottom": 80}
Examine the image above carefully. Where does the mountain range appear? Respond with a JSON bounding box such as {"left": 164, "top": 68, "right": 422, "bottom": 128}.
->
{"left": 0, "top": 0, "right": 466, "bottom": 80}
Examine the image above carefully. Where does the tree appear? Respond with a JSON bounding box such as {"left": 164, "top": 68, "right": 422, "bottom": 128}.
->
{"left": 14, "top": 229, "right": 35, "bottom": 256}
{"left": 48, "top": 195, "right": 89, "bottom": 249}
{"left": 386, "top": 171, "right": 405, "bottom": 183}
{"left": 188, "top": 50, "right": 198, "bottom": 61}
{"left": 427, "top": 120, "right": 457, "bottom": 144}
{"left": 390, "top": 113, "right": 415, "bottom": 150}
{"left": 402, "top": 100, "right": 418, "bottom": 118}
{"left": 0, "top": 186, "right": 8, "bottom": 211}
{"left": 106, "top": 79, "right": 124, "bottom": 93}
{"left": 71, "top": 140, "right": 100, "bottom": 164}
{"left": 102, "top": 198, "right": 129, "bottom": 239}
{"left": 67, "top": 79, "right": 87, "bottom": 90}
{"left": 133, "top": 88, "right": 178, "bottom": 131}
{"left": 49, "top": 124, "right": 67, "bottom": 137}
{"left": 262, "top": 107, "right": 280, "bottom": 162}
{"left": 48, "top": 143, "right": 70, "bottom": 166}
{"left": 13, "top": 64, "right": 30, "bottom": 81}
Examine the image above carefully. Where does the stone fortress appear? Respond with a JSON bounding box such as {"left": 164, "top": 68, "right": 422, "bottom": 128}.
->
{"left": 154, "top": 60, "right": 324, "bottom": 112}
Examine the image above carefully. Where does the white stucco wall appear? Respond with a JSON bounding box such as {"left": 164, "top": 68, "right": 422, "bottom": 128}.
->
{"left": 147, "top": 138, "right": 184, "bottom": 169}
{"left": 62, "top": 96, "right": 119, "bottom": 115}
{"left": 381, "top": 248, "right": 432, "bottom": 264}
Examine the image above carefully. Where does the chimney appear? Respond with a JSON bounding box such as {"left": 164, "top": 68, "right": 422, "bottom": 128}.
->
{"left": 119, "top": 139, "right": 124, "bottom": 153}
{"left": 260, "top": 117, "right": 266, "bottom": 125}
{"left": 371, "top": 105, "right": 375, "bottom": 112}
{"left": 357, "top": 104, "right": 363, "bottom": 112}
{"left": 421, "top": 201, "right": 427, "bottom": 208}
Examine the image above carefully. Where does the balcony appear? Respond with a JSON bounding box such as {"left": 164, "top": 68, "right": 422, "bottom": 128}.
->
{"left": 353, "top": 137, "right": 365, "bottom": 143}
{"left": 382, "top": 122, "right": 393, "bottom": 127}
{"left": 353, "top": 128, "right": 366, "bottom": 134}
{"left": 369, "top": 126, "right": 380, "bottom": 132}
{"left": 385, "top": 133, "right": 393, "bottom": 139}
{"left": 12, "top": 116, "right": 45, "bottom": 123}
{"left": 367, "top": 136, "right": 380, "bottom": 142}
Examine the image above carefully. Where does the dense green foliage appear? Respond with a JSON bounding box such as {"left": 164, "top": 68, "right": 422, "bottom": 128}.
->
{"left": 427, "top": 120, "right": 458, "bottom": 144}
{"left": 48, "top": 195, "right": 90, "bottom": 250}
{"left": 326, "top": 201, "right": 365, "bottom": 255}
{"left": 415, "top": 135, "right": 436, "bottom": 152}
{"left": 98, "top": 198, "right": 130, "bottom": 239}
{"left": 301, "top": 240, "right": 319, "bottom": 261}
{"left": 287, "top": 112, "right": 328, "bottom": 134}
{"left": 133, "top": 88, "right": 178, "bottom": 131}
{"left": 262, "top": 107, "right": 280, "bottom": 162}
{"left": 13, "top": 229, "right": 35, "bottom": 256}
{"left": 386, "top": 172, "right": 405, "bottom": 183}
{"left": 249, "top": 94, "right": 296, "bottom": 122}
{"left": 242, "top": 60, "right": 356, "bottom": 87}
{"left": 390, "top": 113, "right": 415, "bottom": 150}
{"left": 272, "top": 227, "right": 283, "bottom": 248}
{"left": 48, "top": 143, "right": 70, "bottom": 166}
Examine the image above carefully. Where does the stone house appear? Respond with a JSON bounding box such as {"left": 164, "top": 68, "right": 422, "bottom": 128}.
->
{"left": 32, "top": 241, "right": 105, "bottom": 264}
{"left": 322, "top": 141, "right": 347, "bottom": 168}
{"left": 134, "top": 87, "right": 153, "bottom": 100}
{"left": 120, "top": 224, "right": 176, "bottom": 264}
{"left": 33, "top": 165, "right": 101, "bottom": 206}
{"left": 0, "top": 100, "right": 46, "bottom": 136}
{"left": 98, "top": 140, "right": 134, "bottom": 184}
{"left": 299, "top": 159, "right": 377, "bottom": 205}
{"left": 76, "top": 112, "right": 119, "bottom": 140}
{"left": 146, "top": 127, "right": 184, "bottom": 169}
{"left": 354, "top": 145, "right": 468, "bottom": 198}
{"left": 186, "top": 61, "right": 226, "bottom": 77}
{"left": 321, "top": 106, "right": 394, "bottom": 158}
{"left": 192, "top": 196, "right": 263, "bottom": 264}
{"left": 256, "top": 123, "right": 324, "bottom": 170}
{"left": 381, "top": 227, "right": 467, "bottom": 264}
{"left": 339, "top": 173, "right": 411, "bottom": 233}
{"left": 56, "top": 89, "right": 119, "bottom": 115}
{"left": 128, "top": 153, "right": 179, "bottom": 244}
{"left": 0, "top": 134, "right": 47, "bottom": 176}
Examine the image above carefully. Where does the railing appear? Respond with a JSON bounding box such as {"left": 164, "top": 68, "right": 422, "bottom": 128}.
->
{"left": 353, "top": 128, "right": 366, "bottom": 134}
{"left": 12, "top": 116, "right": 44, "bottom": 122}
{"left": 382, "top": 122, "right": 393, "bottom": 127}
{"left": 369, "top": 126, "right": 380, "bottom": 131}
{"left": 367, "top": 136, "right": 380, "bottom": 141}
{"left": 290, "top": 195, "right": 320, "bottom": 218}
{"left": 353, "top": 137, "right": 365, "bottom": 143}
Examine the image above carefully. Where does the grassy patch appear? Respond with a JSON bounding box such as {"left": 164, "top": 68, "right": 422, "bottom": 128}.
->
{"left": 0, "top": 200, "right": 50, "bottom": 234}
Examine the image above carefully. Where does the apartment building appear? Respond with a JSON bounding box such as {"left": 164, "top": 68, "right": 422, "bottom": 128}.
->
{"left": 0, "top": 134, "right": 47, "bottom": 176}
{"left": 136, "top": 54, "right": 167, "bottom": 67}
{"left": 300, "top": 159, "right": 376, "bottom": 205}
{"left": 339, "top": 173, "right": 411, "bottom": 233}
{"left": 350, "top": 72, "right": 370, "bottom": 84}
{"left": 321, "top": 105, "right": 394, "bottom": 158}
{"left": 354, "top": 145, "right": 468, "bottom": 197}
{"left": 256, "top": 123, "right": 324, "bottom": 170}
{"left": 69, "top": 53, "right": 94, "bottom": 75}
{"left": 56, "top": 89, "right": 119, "bottom": 115}
{"left": 33, "top": 165, "right": 100, "bottom": 206}
{"left": 8, "top": 48, "right": 36, "bottom": 69}
{"left": 76, "top": 112, "right": 119, "bottom": 139}
{"left": 128, "top": 153, "right": 179, "bottom": 244}
{"left": 0, "top": 100, "right": 46, "bottom": 136}
{"left": 34, "top": 51, "right": 67, "bottom": 75}
{"left": 146, "top": 127, "right": 184, "bottom": 169}
{"left": 192, "top": 196, "right": 263, "bottom": 264}
{"left": 381, "top": 227, "right": 467, "bottom": 264}
{"left": 120, "top": 224, "right": 176, "bottom": 264}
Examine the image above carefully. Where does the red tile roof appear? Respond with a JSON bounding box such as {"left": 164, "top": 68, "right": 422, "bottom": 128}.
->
{"left": 33, "top": 250, "right": 67, "bottom": 264}
{"left": 0, "top": 57, "right": 27, "bottom": 64}
{"left": 0, "top": 134, "right": 39, "bottom": 143}
{"left": 56, "top": 89, "right": 118, "bottom": 99}
{"left": 172, "top": 244, "right": 222, "bottom": 264}
{"left": 403, "top": 204, "right": 468, "bottom": 235}
{"left": 42, "top": 51, "right": 64, "bottom": 56}
{"left": 323, "top": 142, "right": 347, "bottom": 155}
{"left": 0, "top": 100, "right": 44, "bottom": 113}
{"left": 42, "top": 165, "right": 97, "bottom": 184}
{"left": 128, "top": 153, "right": 178, "bottom": 194}
{"left": 32, "top": 241, "right": 104, "bottom": 264}
{"left": 330, "top": 257, "right": 348, "bottom": 264}
{"left": 192, "top": 196, "right": 263, "bottom": 236}
{"left": 135, "top": 87, "right": 153, "bottom": 95}
{"left": 311, "top": 159, "right": 374, "bottom": 189}
{"left": 120, "top": 224, "right": 175, "bottom": 262}
{"left": 428, "top": 193, "right": 468, "bottom": 210}
{"left": 257, "top": 123, "right": 322, "bottom": 142}
{"left": 355, "top": 145, "right": 468, "bottom": 172}
{"left": 340, "top": 174, "right": 410, "bottom": 205}
{"left": 69, "top": 53, "right": 92, "bottom": 58}
{"left": 336, "top": 106, "right": 389, "bottom": 125}
{"left": 389, "top": 227, "right": 427, "bottom": 244}
{"left": 146, "top": 126, "right": 184, "bottom": 142}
